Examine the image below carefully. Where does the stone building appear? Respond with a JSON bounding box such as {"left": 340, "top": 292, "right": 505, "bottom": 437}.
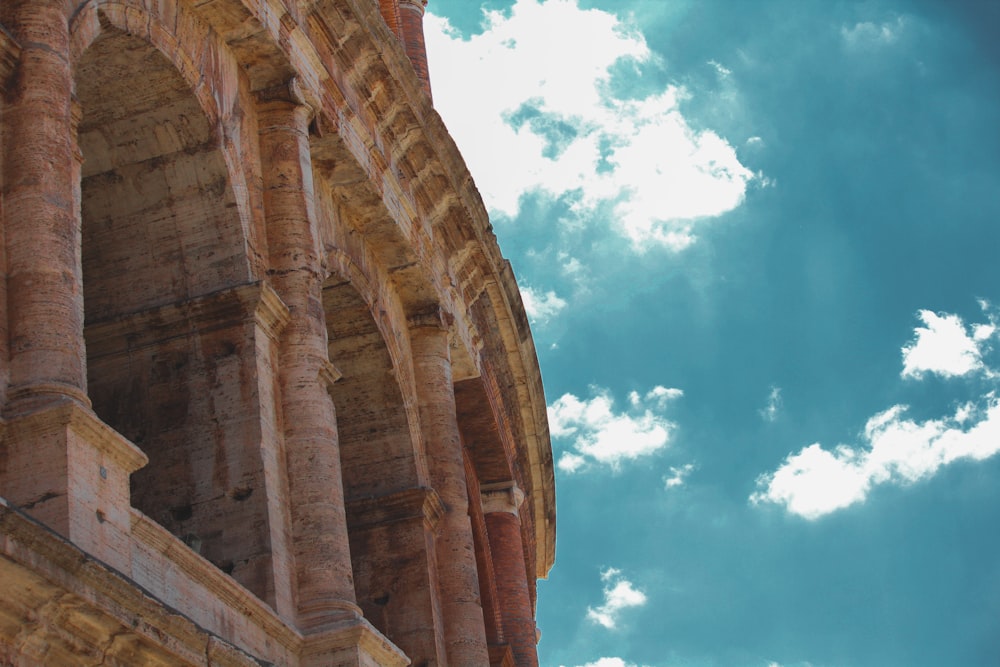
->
{"left": 0, "top": 0, "right": 555, "bottom": 664}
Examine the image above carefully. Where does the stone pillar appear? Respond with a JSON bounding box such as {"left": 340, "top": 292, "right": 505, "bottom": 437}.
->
{"left": 2, "top": 0, "right": 89, "bottom": 413}
{"left": 378, "top": 0, "right": 403, "bottom": 37}
{"left": 399, "top": 0, "right": 432, "bottom": 99}
{"left": 409, "top": 311, "right": 490, "bottom": 665}
{"left": 257, "top": 82, "right": 359, "bottom": 630}
{"left": 482, "top": 483, "right": 538, "bottom": 667}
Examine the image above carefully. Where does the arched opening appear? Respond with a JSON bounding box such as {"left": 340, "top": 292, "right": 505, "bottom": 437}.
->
{"left": 324, "top": 276, "right": 444, "bottom": 664}
{"left": 76, "top": 28, "right": 278, "bottom": 603}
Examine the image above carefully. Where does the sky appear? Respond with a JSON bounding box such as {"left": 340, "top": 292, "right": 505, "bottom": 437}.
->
{"left": 423, "top": 2, "right": 1000, "bottom": 666}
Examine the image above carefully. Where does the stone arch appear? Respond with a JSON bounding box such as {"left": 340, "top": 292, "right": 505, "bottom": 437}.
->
{"left": 322, "top": 262, "right": 447, "bottom": 663}
{"left": 75, "top": 21, "right": 283, "bottom": 605}
{"left": 76, "top": 26, "right": 249, "bottom": 318}
{"left": 324, "top": 273, "right": 424, "bottom": 499}
{"left": 69, "top": 0, "right": 268, "bottom": 276}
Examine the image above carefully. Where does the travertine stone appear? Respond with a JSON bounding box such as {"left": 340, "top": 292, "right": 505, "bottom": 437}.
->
{"left": 483, "top": 483, "right": 538, "bottom": 667}
{"left": 3, "top": 0, "right": 89, "bottom": 413}
{"left": 1, "top": 401, "right": 147, "bottom": 574}
{"left": 347, "top": 487, "right": 447, "bottom": 666}
{"left": 398, "top": 0, "right": 431, "bottom": 99}
{"left": 258, "top": 92, "right": 361, "bottom": 628}
{"left": 0, "top": 0, "right": 555, "bottom": 664}
{"left": 410, "top": 314, "right": 491, "bottom": 665}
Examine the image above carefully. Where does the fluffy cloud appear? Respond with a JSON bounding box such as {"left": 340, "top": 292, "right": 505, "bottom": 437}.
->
{"left": 901, "top": 310, "right": 993, "bottom": 379}
{"left": 563, "top": 659, "right": 648, "bottom": 667}
{"left": 664, "top": 463, "right": 696, "bottom": 489}
{"left": 549, "top": 386, "right": 683, "bottom": 473}
{"left": 520, "top": 285, "right": 568, "bottom": 324}
{"left": 586, "top": 568, "right": 647, "bottom": 629}
{"left": 753, "top": 307, "right": 1000, "bottom": 519}
{"left": 425, "top": 0, "right": 754, "bottom": 251}
{"left": 760, "top": 386, "right": 782, "bottom": 422}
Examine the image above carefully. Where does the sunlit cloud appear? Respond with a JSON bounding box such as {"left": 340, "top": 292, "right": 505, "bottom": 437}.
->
{"left": 549, "top": 385, "right": 683, "bottom": 473}
{"left": 760, "top": 386, "right": 782, "bottom": 422}
{"left": 520, "top": 285, "right": 568, "bottom": 325}
{"left": 664, "top": 463, "right": 696, "bottom": 489}
{"left": 586, "top": 568, "right": 647, "bottom": 629}
{"left": 752, "top": 307, "right": 1000, "bottom": 519}
{"left": 426, "top": 0, "right": 755, "bottom": 252}
{"left": 901, "top": 310, "right": 993, "bottom": 379}
{"left": 563, "top": 659, "right": 649, "bottom": 667}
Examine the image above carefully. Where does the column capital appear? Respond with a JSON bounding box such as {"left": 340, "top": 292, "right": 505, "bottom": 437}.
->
{"left": 254, "top": 77, "right": 317, "bottom": 119}
{"left": 407, "top": 305, "right": 454, "bottom": 332}
{"left": 398, "top": 0, "right": 428, "bottom": 13}
{"left": 481, "top": 482, "right": 525, "bottom": 517}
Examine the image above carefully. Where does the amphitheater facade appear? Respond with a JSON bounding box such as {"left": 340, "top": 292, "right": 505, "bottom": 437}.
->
{"left": 0, "top": 1, "right": 554, "bottom": 664}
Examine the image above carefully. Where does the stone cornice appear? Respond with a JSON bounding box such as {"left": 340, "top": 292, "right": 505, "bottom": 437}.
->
{"left": 85, "top": 282, "right": 284, "bottom": 357}
{"left": 3, "top": 399, "right": 148, "bottom": 473}
{"left": 345, "top": 486, "right": 444, "bottom": 531}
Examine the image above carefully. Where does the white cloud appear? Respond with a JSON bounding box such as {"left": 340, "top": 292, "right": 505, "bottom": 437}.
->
{"left": 901, "top": 310, "right": 988, "bottom": 379}
{"left": 753, "top": 307, "right": 1000, "bottom": 519}
{"left": 549, "top": 386, "right": 683, "bottom": 473}
{"left": 664, "top": 463, "right": 696, "bottom": 488}
{"left": 707, "top": 59, "right": 732, "bottom": 77}
{"left": 563, "top": 659, "right": 648, "bottom": 667}
{"left": 586, "top": 568, "right": 647, "bottom": 629}
{"left": 520, "top": 285, "right": 568, "bottom": 324}
{"left": 841, "top": 17, "right": 905, "bottom": 49}
{"left": 426, "top": 0, "right": 755, "bottom": 252}
{"left": 760, "top": 386, "right": 782, "bottom": 422}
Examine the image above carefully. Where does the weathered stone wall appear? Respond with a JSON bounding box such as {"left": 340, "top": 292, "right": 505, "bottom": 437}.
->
{"left": 0, "top": 0, "right": 554, "bottom": 665}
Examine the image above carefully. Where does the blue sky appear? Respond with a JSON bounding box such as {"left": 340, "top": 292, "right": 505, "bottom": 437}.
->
{"left": 424, "top": 2, "right": 1000, "bottom": 665}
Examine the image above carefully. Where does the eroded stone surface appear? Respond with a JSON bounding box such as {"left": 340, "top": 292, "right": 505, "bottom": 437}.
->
{"left": 0, "top": 1, "right": 553, "bottom": 665}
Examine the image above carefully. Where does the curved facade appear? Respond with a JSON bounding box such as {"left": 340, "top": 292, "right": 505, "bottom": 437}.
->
{"left": 0, "top": 1, "right": 554, "bottom": 665}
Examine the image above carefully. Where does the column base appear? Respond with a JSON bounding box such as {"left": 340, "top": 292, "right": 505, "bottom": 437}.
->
{"left": 300, "top": 616, "right": 409, "bottom": 667}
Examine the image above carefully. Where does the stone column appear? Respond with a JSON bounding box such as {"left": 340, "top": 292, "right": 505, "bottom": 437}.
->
{"left": 257, "top": 82, "right": 360, "bottom": 630}
{"left": 483, "top": 482, "right": 538, "bottom": 667}
{"left": 2, "top": 0, "right": 89, "bottom": 413}
{"left": 378, "top": 0, "right": 403, "bottom": 37}
{"left": 399, "top": 0, "right": 432, "bottom": 99}
{"left": 409, "top": 311, "right": 490, "bottom": 665}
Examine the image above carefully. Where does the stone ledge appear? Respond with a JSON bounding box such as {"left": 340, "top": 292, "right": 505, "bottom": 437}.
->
{"left": 85, "top": 282, "right": 288, "bottom": 358}
{"left": 0, "top": 499, "right": 267, "bottom": 666}
{"left": 345, "top": 486, "right": 443, "bottom": 531}
{"left": 130, "top": 509, "right": 301, "bottom": 659}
